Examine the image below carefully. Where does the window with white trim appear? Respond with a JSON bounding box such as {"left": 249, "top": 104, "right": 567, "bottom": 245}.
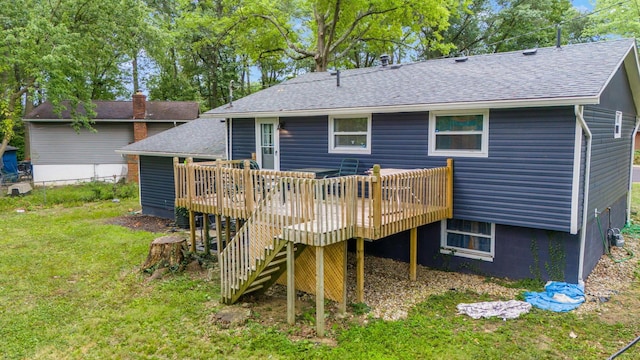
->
{"left": 440, "top": 219, "right": 495, "bottom": 261}
{"left": 614, "top": 111, "right": 622, "bottom": 139}
{"left": 429, "top": 110, "right": 488, "bottom": 157}
{"left": 329, "top": 115, "right": 371, "bottom": 154}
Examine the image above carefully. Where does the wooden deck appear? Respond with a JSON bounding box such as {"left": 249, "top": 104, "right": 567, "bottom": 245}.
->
{"left": 174, "top": 159, "right": 453, "bottom": 244}
{"left": 174, "top": 158, "right": 453, "bottom": 335}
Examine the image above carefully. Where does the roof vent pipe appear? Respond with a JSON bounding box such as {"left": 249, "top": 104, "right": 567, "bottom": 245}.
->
{"left": 556, "top": 25, "right": 561, "bottom": 48}
{"left": 380, "top": 54, "right": 390, "bottom": 67}
{"left": 336, "top": 70, "right": 340, "bottom": 87}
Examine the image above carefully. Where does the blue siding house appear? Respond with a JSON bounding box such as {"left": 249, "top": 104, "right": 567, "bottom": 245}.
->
{"left": 202, "top": 39, "right": 640, "bottom": 284}
{"left": 117, "top": 118, "right": 226, "bottom": 219}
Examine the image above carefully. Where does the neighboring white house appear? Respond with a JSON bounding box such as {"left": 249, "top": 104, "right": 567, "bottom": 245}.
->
{"left": 23, "top": 94, "right": 199, "bottom": 184}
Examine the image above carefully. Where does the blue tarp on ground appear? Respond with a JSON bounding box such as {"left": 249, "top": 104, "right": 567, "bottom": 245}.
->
{"left": 524, "top": 281, "right": 585, "bottom": 312}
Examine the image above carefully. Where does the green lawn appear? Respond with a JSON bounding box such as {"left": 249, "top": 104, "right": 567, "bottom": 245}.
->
{"left": 0, "top": 184, "right": 639, "bottom": 359}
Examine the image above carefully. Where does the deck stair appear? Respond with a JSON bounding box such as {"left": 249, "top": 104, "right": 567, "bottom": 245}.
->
{"left": 203, "top": 161, "right": 454, "bottom": 304}
{"left": 220, "top": 178, "right": 314, "bottom": 304}
{"left": 229, "top": 239, "right": 307, "bottom": 304}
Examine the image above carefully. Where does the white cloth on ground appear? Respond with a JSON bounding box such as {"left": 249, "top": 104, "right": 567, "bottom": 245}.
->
{"left": 457, "top": 300, "right": 532, "bottom": 320}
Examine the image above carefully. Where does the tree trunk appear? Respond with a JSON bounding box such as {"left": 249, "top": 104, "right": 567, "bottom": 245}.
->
{"left": 132, "top": 54, "right": 140, "bottom": 93}
{"left": 141, "top": 235, "right": 187, "bottom": 271}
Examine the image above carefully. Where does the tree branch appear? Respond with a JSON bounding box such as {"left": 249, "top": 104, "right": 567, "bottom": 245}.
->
{"left": 328, "top": 5, "right": 401, "bottom": 54}
{"left": 323, "top": 0, "right": 341, "bottom": 61}
{"left": 254, "top": 14, "right": 316, "bottom": 58}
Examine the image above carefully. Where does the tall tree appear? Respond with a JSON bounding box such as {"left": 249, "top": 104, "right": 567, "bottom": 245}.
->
{"left": 0, "top": 0, "right": 152, "bottom": 158}
{"left": 419, "top": 0, "right": 592, "bottom": 58}
{"left": 585, "top": 0, "right": 640, "bottom": 39}
{"left": 241, "top": 0, "right": 456, "bottom": 71}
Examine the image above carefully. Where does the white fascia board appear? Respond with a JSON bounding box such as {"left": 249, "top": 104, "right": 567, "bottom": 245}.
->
{"left": 115, "top": 149, "right": 223, "bottom": 159}
{"left": 201, "top": 96, "right": 599, "bottom": 119}
{"left": 23, "top": 118, "right": 193, "bottom": 123}
{"left": 624, "top": 44, "right": 640, "bottom": 114}
{"left": 595, "top": 42, "right": 640, "bottom": 114}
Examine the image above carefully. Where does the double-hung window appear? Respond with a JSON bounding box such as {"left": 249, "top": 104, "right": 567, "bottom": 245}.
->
{"left": 440, "top": 219, "right": 495, "bottom": 261}
{"left": 329, "top": 115, "right": 371, "bottom": 154}
{"left": 429, "top": 110, "right": 488, "bottom": 157}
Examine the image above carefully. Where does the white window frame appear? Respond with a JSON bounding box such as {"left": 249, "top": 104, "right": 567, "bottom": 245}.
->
{"left": 328, "top": 114, "right": 372, "bottom": 154}
{"left": 615, "top": 111, "right": 622, "bottom": 139}
{"left": 429, "top": 110, "right": 489, "bottom": 157}
{"left": 440, "top": 219, "right": 495, "bottom": 262}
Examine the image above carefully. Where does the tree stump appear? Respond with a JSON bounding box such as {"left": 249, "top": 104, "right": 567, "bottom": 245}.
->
{"left": 141, "top": 235, "right": 188, "bottom": 272}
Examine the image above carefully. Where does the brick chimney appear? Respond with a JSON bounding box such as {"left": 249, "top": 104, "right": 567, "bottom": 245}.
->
{"left": 128, "top": 91, "right": 148, "bottom": 183}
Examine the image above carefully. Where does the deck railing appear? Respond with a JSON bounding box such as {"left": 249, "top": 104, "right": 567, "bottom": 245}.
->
{"left": 219, "top": 175, "right": 359, "bottom": 300}
{"left": 174, "top": 158, "right": 453, "bottom": 242}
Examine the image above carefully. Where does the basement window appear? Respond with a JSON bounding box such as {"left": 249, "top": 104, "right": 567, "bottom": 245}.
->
{"left": 440, "top": 219, "right": 495, "bottom": 261}
{"left": 328, "top": 115, "right": 371, "bottom": 154}
{"left": 429, "top": 110, "right": 488, "bottom": 157}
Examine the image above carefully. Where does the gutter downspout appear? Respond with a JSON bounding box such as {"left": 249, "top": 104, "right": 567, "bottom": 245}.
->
{"left": 628, "top": 116, "right": 640, "bottom": 224}
{"left": 226, "top": 118, "right": 231, "bottom": 160}
{"left": 576, "top": 105, "right": 592, "bottom": 285}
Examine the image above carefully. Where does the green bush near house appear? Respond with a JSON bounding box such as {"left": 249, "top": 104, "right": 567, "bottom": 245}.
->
{"left": 635, "top": 150, "right": 640, "bottom": 165}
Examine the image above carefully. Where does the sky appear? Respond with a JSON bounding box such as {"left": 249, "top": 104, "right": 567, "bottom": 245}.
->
{"left": 572, "top": 0, "right": 594, "bottom": 11}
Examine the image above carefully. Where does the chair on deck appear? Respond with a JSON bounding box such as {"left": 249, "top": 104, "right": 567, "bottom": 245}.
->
{"left": 325, "top": 158, "right": 359, "bottom": 178}
{"left": 239, "top": 159, "right": 260, "bottom": 170}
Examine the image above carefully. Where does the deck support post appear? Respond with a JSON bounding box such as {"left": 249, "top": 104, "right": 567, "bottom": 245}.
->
{"left": 203, "top": 213, "right": 210, "bottom": 254}
{"left": 446, "top": 158, "right": 454, "bottom": 219}
{"left": 287, "top": 241, "right": 295, "bottom": 325}
{"left": 185, "top": 157, "right": 196, "bottom": 252}
{"left": 356, "top": 237, "right": 364, "bottom": 303}
{"left": 215, "top": 214, "right": 223, "bottom": 250}
{"left": 339, "top": 241, "right": 347, "bottom": 314}
{"left": 188, "top": 210, "right": 196, "bottom": 252}
{"left": 409, "top": 227, "right": 417, "bottom": 281}
{"left": 315, "top": 246, "right": 325, "bottom": 337}
{"left": 372, "top": 165, "right": 382, "bottom": 238}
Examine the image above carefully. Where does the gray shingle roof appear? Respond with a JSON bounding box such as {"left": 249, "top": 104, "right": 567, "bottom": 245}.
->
{"left": 117, "top": 118, "right": 226, "bottom": 159}
{"left": 25, "top": 100, "right": 199, "bottom": 121}
{"left": 204, "top": 39, "right": 639, "bottom": 118}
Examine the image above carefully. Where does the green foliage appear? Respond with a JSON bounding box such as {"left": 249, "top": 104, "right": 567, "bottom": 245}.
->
{"left": 585, "top": 0, "right": 640, "bottom": 40}
{"left": 545, "top": 231, "right": 566, "bottom": 282}
{"left": 349, "top": 302, "right": 371, "bottom": 316}
{"left": 488, "top": 277, "right": 545, "bottom": 291}
{"left": 529, "top": 236, "right": 542, "bottom": 281}
{"left": 0, "top": 0, "right": 156, "bottom": 158}
{"left": 420, "top": 0, "right": 593, "bottom": 58}
{"left": 0, "top": 181, "right": 139, "bottom": 212}
{"left": 634, "top": 150, "right": 640, "bottom": 165}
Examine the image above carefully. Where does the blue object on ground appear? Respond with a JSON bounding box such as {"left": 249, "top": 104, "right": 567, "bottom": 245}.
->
{"left": 524, "top": 281, "right": 585, "bottom": 312}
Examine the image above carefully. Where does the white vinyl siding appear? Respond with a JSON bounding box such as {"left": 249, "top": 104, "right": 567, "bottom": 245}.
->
{"left": 29, "top": 122, "right": 133, "bottom": 165}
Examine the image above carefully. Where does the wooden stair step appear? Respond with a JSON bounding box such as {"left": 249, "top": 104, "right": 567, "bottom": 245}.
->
{"left": 243, "top": 284, "right": 264, "bottom": 295}
{"left": 258, "top": 266, "right": 282, "bottom": 277}
{"left": 251, "top": 275, "right": 274, "bottom": 287}
{"left": 265, "top": 257, "right": 287, "bottom": 268}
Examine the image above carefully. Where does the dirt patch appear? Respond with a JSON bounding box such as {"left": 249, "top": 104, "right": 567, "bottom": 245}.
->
{"left": 106, "top": 214, "right": 175, "bottom": 233}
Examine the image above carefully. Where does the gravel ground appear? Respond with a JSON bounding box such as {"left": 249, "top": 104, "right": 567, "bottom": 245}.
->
{"left": 117, "top": 213, "right": 638, "bottom": 321}
{"left": 577, "top": 234, "right": 639, "bottom": 314}
{"left": 344, "top": 234, "right": 639, "bottom": 321}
